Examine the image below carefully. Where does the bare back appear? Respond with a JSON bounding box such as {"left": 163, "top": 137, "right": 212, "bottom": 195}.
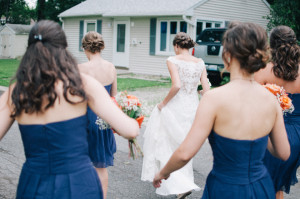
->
{"left": 211, "top": 81, "right": 278, "bottom": 140}
{"left": 12, "top": 81, "right": 87, "bottom": 125}
{"left": 255, "top": 63, "right": 300, "bottom": 94}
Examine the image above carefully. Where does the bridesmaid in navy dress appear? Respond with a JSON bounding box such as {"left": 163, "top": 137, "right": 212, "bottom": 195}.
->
{"left": 153, "top": 22, "right": 291, "bottom": 198}
{"left": 78, "top": 31, "right": 117, "bottom": 199}
{"left": 255, "top": 25, "right": 300, "bottom": 199}
{"left": 0, "top": 20, "right": 139, "bottom": 198}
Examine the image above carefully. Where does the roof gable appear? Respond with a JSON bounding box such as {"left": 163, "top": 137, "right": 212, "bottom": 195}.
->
{"left": 59, "top": 0, "right": 200, "bottom": 17}
{"left": 0, "top": 24, "right": 32, "bottom": 35}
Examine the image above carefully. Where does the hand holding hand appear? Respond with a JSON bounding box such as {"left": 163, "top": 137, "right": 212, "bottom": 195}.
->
{"left": 152, "top": 172, "right": 170, "bottom": 188}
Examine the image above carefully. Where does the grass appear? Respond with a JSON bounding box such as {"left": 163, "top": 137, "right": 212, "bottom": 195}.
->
{"left": 0, "top": 59, "right": 20, "bottom": 86}
{"left": 0, "top": 59, "right": 171, "bottom": 90}
{"left": 117, "top": 78, "right": 171, "bottom": 91}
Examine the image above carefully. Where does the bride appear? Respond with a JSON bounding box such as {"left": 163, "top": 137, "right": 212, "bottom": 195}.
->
{"left": 141, "top": 32, "right": 210, "bottom": 198}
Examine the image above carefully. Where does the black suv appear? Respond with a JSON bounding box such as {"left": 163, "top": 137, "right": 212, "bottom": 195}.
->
{"left": 193, "top": 28, "right": 229, "bottom": 86}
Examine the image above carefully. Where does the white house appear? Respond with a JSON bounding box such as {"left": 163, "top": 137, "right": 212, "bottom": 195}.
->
{"left": 58, "top": 0, "right": 270, "bottom": 76}
{"left": 0, "top": 24, "right": 32, "bottom": 58}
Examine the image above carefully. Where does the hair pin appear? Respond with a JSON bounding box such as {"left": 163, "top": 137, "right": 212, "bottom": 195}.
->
{"left": 34, "top": 34, "right": 43, "bottom": 41}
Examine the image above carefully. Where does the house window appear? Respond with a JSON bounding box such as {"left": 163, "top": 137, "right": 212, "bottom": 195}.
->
{"left": 157, "top": 20, "right": 188, "bottom": 54}
{"left": 117, "top": 24, "right": 126, "bottom": 52}
{"left": 196, "top": 20, "right": 224, "bottom": 43}
{"left": 84, "top": 20, "right": 96, "bottom": 34}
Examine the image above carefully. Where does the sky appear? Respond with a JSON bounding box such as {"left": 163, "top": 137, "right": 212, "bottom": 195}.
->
{"left": 25, "top": 0, "right": 37, "bottom": 8}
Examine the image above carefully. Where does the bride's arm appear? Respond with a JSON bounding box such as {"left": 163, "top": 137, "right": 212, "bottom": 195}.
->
{"left": 0, "top": 89, "right": 15, "bottom": 141}
{"left": 157, "top": 60, "right": 180, "bottom": 110}
{"left": 200, "top": 67, "right": 210, "bottom": 94}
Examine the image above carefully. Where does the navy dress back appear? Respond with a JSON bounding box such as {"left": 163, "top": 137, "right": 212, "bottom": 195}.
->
{"left": 202, "top": 131, "right": 275, "bottom": 199}
{"left": 87, "top": 84, "right": 117, "bottom": 168}
{"left": 16, "top": 115, "right": 103, "bottom": 198}
{"left": 264, "top": 93, "right": 300, "bottom": 193}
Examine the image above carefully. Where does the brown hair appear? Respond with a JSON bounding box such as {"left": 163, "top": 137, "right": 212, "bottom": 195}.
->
{"left": 82, "top": 31, "right": 105, "bottom": 53}
{"left": 222, "top": 22, "right": 269, "bottom": 74}
{"left": 270, "top": 26, "right": 300, "bottom": 81}
{"left": 173, "top": 32, "right": 195, "bottom": 49}
{"left": 11, "top": 20, "right": 86, "bottom": 117}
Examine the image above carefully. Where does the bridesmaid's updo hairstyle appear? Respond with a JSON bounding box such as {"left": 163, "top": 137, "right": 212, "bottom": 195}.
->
{"left": 11, "top": 20, "right": 86, "bottom": 117}
{"left": 222, "top": 22, "right": 269, "bottom": 74}
{"left": 82, "top": 31, "right": 105, "bottom": 53}
{"left": 173, "top": 32, "right": 196, "bottom": 49}
{"left": 270, "top": 26, "right": 300, "bottom": 81}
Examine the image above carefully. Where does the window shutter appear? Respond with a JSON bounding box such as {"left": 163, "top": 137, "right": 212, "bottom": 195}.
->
{"left": 79, "top": 20, "right": 84, "bottom": 51}
{"left": 97, "top": 20, "right": 102, "bottom": 34}
{"left": 149, "top": 18, "right": 157, "bottom": 55}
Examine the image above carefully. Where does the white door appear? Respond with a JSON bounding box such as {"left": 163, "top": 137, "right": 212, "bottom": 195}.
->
{"left": 113, "top": 20, "right": 130, "bottom": 67}
{"left": 0, "top": 34, "right": 10, "bottom": 57}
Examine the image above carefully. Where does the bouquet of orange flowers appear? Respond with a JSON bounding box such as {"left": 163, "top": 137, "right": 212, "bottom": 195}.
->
{"left": 263, "top": 84, "right": 294, "bottom": 114}
{"left": 113, "top": 91, "right": 144, "bottom": 159}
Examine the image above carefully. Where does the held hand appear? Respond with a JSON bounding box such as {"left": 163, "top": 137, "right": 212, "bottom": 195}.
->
{"left": 152, "top": 172, "right": 170, "bottom": 188}
{"left": 157, "top": 102, "right": 165, "bottom": 111}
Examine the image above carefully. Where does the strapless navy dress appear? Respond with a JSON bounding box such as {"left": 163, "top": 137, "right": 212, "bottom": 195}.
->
{"left": 202, "top": 131, "right": 275, "bottom": 199}
{"left": 87, "top": 84, "right": 116, "bottom": 168}
{"left": 264, "top": 93, "right": 300, "bottom": 193}
{"left": 16, "top": 115, "right": 103, "bottom": 198}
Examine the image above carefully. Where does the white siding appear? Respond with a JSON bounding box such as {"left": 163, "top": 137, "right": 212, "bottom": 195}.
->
{"left": 129, "top": 17, "right": 185, "bottom": 76}
{"left": 62, "top": 17, "right": 114, "bottom": 64}
{"left": 192, "top": 0, "right": 270, "bottom": 31}
{"left": 12, "top": 35, "right": 28, "bottom": 58}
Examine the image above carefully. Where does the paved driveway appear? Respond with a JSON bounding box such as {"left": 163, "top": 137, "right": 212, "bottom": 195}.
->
{"left": 0, "top": 89, "right": 299, "bottom": 199}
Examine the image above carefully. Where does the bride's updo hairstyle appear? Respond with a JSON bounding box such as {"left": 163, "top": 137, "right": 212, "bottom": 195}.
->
{"left": 82, "top": 31, "right": 105, "bottom": 53}
{"left": 173, "top": 32, "right": 196, "bottom": 49}
{"left": 11, "top": 20, "right": 86, "bottom": 117}
{"left": 222, "top": 22, "right": 269, "bottom": 74}
{"left": 270, "top": 26, "right": 300, "bottom": 81}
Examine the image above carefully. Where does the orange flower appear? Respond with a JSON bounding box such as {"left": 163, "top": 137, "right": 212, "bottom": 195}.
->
{"left": 264, "top": 84, "right": 282, "bottom": 96}
{"left": 127, "top": 95, "right": 142, "bottom": 106}
{"left": 279, "top": 94, "right": 292, "bottom": 110}
{"left": 136, "top": 115, "right": 144, "bottom": 128}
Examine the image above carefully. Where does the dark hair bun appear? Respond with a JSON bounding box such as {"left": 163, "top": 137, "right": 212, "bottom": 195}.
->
{"left": 82, "top": 31, "right": 105, "bottom": 53}
{"left": 173, "top": 32, "right": 195, "bottom": 49}
{"left": 222, "top": 22, "right": 269, "bottom": 74}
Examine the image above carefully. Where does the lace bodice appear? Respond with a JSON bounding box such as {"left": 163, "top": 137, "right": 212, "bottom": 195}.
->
{"left": 167, "top": 56, "right": 205, "bottom": 95}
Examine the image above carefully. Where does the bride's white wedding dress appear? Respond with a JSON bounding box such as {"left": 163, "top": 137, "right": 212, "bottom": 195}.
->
{"left": 141, "top": 56, "right": 205, "bottom": 195}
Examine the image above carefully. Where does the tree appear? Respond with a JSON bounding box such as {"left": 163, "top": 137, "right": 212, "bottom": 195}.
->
{"left": 0, "top": 0, "right": 35, "bottom": 24}
{"left": 37, "top": 0, "right": 85, "bottom": 22}
{"left": 265, "top": 0, "right": 300, "bottom": 41}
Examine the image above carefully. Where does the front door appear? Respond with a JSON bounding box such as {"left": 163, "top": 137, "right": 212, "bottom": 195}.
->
{"left": 113, "top": 20, "right": 130, "bottom": 67}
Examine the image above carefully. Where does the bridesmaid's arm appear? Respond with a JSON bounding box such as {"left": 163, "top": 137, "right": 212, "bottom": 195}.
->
{"left": 153, "top": 91, "right": 217, "bottom": 188}
{"left": 158, "top": 60, "right": 180, "bottom": 110}
{"left": 0, "top": 89, "right": 15, "bottom": 141}
{"left": 110, "top": 66, "right": 117, "bottom": 97}
{"left": 268, "top": 102, "right": 290, "bottom": 161}
{"left": 81, "top": 74, "right": 139, "bottom": 139}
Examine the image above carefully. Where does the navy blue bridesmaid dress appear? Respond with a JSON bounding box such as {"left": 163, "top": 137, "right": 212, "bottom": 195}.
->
{"left": 202, "top": 131, "right": 275, "bottom": 199}
{"left": 87, "top": 84, "right": 117, "bottom": 168}
{"left": 16, "top": 115, "right": 103, "bottom": 198}
{"left": 264, "top": 93, "right": 300, "bottom": 193}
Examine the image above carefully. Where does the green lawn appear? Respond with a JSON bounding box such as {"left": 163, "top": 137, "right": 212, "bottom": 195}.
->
{"left": 0, "top": 59, "right": 20, "bottom": 86}
{"left": 0, "top": 59, "right": 171, "bottom": 89}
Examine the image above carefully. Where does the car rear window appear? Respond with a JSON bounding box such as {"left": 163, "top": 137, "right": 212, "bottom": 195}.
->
{"left": 198, "top": 29, "right": 226, "bottom": 43}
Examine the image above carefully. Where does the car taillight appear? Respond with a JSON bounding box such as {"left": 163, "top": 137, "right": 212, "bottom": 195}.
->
{"left": 192, "top": 48, "right": 195, "bottom": 56}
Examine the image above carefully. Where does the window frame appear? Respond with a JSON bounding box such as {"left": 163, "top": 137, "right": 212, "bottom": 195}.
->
{"left": 155, "top": 19, "right": 189, "bottom": 56}
{"left": 84, "top": 20, "right": 97, "bottom": 34}
{"left": 194, "top": 18, "right": 225, "bottom": 42}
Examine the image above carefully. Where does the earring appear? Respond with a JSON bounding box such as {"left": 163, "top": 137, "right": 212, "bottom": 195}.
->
{"left": 227, "top": 57, "right": 231, "bottom": 63}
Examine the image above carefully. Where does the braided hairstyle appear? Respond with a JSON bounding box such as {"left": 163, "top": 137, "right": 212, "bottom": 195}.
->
{"left": 173, "top": 32, "right": 196, "bottom": 49}
{"left": 270, "top": 26, "right": 300, "bottom": 81}
{"left": 222, "top": 22, "right": 270, "bottom": 74}
{"left": 82, "top": 31, "right": 105, "bottom": 53}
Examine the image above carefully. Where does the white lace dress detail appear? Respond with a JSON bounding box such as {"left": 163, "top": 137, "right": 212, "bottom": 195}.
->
{"left": 141, "top": 56, "right": 204, "bottom": 195}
